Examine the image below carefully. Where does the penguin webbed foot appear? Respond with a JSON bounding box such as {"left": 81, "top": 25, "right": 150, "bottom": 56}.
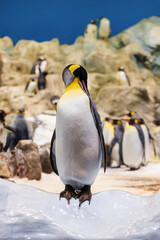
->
{"left": 60, "top": 185, "right": 77, "bottom": 204}
{"left": 77, "top": 185, "right": 92, "bottom": 207}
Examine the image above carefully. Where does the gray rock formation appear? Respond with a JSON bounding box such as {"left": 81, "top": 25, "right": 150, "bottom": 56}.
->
{"left": 0, "top": 152, "right": 12, "bottom": 178}
{"left": 39, "top": 142, "right": 52, "bottom": 173}
{"left": 0, "top": 16, "right": 160, "bottom": 124}
{"left": 14, "top": 140, "right": 42, "bottom": 180}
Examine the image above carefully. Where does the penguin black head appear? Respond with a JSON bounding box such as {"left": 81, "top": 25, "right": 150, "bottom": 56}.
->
{"left": 42, "top": 71, "right": 48, "bottom": 76}
{"left": 38, "top": 56, "right": 46, "bottom": 62}
{"left": 62, "top": 64, "right": 88, "bottom": 94}
{"left": 16, "top": 108, "right": 25, "bottom": 115}
{"left": 152, "top": 120, "right": 160, "bottom": 126}
{"left": 51, "top": 95, "right": 60, "bottom": 105}
{"left": 112, "top": 119, "right": 122, "bottom": 125}
{"left": 104, "top": 117, "right": 110, "bottom": 122}
{"left": 124, "top": 119, "right": 139, "bottom": 125}
{"left": 118, "top": 66, "right": 124, "bottom": 71}
{"left": 125, "top": 111, "right": 139, "bottom": 118}
{"left": 138, "top": 118, "right": 144, "bottom": 124}
{"left": 90, "top": 19, "right": 99, "bottom": 25}
{"left": 0, "top": 110, "right": 7, "bottom": 123}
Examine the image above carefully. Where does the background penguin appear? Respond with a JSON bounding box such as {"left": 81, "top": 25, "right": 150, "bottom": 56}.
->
{"left": 98, "top": 17, "right": 111, "bottom": 40}
{"left": 84, "top": 19, "right": 99, "bottom": 39}
{"left": 125, "top": 110, "right": 140, "bottom": 119}
{"left": 4, "top": 108, "right": 30, "bottom": 152}
{"left": 126, "top": 110, "right": 155, "bottom": 161}
{"left": 0, "top": 110, "right": 15, "bottom": 152}
{"left": 0, "top": 110, "right": 9, "bottom": 151}
{"left": 122, "top": 119, "right": 145, "bottom": 169}
{"left": 37, "top": 70, "right": 48, "bottom": 90}
{"left": 108, "top": 119, "right": 124, "bottom": 167}
{"left": 50, "top": 95, "right": 60, "bottom": 111}
{"left": 117, "top": 66, "right": 131, "bottom": 86}
{"left": 102, "top": 117, "right": 114, "bottom": 164}
{"left": 138, "top": 118, "right": 151, "bottom": 166}
{"left": 50, "top": 64, "right": 106, "bottom": 206}
{"left": 24, "top": 77, "right": 37, "bottom": 97}
{"left": 152, "top": 120, "right": 160, "bottom": 159}
{"left": 30, "top": 56, "right": 47, "bottom": 74}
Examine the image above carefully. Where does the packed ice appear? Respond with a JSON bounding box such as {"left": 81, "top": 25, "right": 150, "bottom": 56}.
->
{"left": 0, "top": 179, "right": 160, "bottom": 240}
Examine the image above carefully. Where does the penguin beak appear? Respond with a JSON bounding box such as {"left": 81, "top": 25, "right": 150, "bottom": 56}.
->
{"left": 82, "top": 80, "right": 88, "bottom": 94}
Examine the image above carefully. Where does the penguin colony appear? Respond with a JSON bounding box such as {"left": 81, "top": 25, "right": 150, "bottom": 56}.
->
{"left": 103, "top": 111, "right": 156, "bottom": 170}
{"left": 0, "top": 32, "right": 159, "bottom": 206}
{"left": 84, "top": 17, "right": 111, "bottom": 40}
{"left": 25, "top": 56, "right": 48, "bottom": 96}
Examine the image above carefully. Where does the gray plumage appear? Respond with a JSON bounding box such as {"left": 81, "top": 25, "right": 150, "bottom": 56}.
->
{"left": 4, "top": 109, "right": 29, "bottom": 151}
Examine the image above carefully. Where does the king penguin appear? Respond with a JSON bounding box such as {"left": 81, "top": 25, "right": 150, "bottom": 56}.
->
{"left": 138, "top": 118, "right": 156, "bottom": 165}
{"left": 4, "top": 108, "right": 30, "bottom": 151}
{"left": 30, "top": 56, "right": 47, "bottom": 75}
{"left": 108, "top": 119, "right": 124, "bottom": 167}
{"left": 50, "top": 64, "right": 106, "bottom": 206}
{"left": 102, "top": 117, "right": 114, "bottom": 165}
{"left": 117, "top": 66, "right": 131, "bottom": 86}
{"left": 98, "top": 17, "right": 111, "bottom": 40}
{"left": 122, "top": 119, "right": 145, "bottom": 169}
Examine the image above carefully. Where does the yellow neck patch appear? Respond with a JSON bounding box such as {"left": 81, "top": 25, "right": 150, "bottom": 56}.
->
{"left": 69, "top": 64, "right": 80, "bottom": 76}
{"left": 64, "top": 77, "right": 81, "bottom": 93}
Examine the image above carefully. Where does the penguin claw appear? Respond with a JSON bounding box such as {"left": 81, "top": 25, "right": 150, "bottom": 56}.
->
{"left": 59, "top": 185, "right": 77, "bottom": 204}
{"left": 78, "top": 185, "right": 92, "bottom": 207}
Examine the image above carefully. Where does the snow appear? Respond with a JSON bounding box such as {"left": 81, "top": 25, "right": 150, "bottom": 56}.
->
{"left": 1, "top": 178, "right": 160, "bottom": 240}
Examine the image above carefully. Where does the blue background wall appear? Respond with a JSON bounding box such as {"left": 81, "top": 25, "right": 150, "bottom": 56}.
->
{"left": 0, "top": 0, "right": 160, "bottom": 45}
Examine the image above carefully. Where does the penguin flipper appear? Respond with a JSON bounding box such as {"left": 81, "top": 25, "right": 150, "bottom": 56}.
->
{"left": 135, "top": 124, "right": 146, "bottom": 160}
{"left": 89, "top": 98, "right": 107, "bottom": 172}
{"left": 108, "top": 137, "right": 117, "bottom": 165}
{"left": 50, "top": 129, "right": 59, "bottom": 175}
{"left": 4, "top": 132, "right": 15, "bottom": 151}
{"left": 116, "top": 124, "right": 124, "bottom": 165}
{"left": 4, "top": 125, "right": 16, "bottom": 133}
{"left": 24, "top": 81, "right": 30, "bottom": 91}
{"left": 126, "top": 75, "right": 131, "bottom": 86}
{"left": 145, "top": 123, "right": 157, "bottom": 156}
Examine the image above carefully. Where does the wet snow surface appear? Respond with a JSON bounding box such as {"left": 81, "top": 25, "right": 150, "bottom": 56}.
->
{"left": 0, "top": 179, "right": 160, "bottom": 240}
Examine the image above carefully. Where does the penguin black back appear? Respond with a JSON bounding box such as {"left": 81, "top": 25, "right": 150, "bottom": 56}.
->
{"left": 4, "top": 109, "right": 29, "bottom": 151}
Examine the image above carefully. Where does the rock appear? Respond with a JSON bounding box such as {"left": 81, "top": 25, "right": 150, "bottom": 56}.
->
{"left": 39, "top": 142, "right": 52, "bottom": 173}
{"left": 0, "top": 36, "right": 13, "bottom": 52}
{"left": 0, "top": 152, "right": 12, "bottom": 178}
{"left": 1, "top": 17, "right": 160, "bottom": 124}
{"left": 96, "top": 86, "right": 154, "bottom": 121}
{"left": 15, "top": 140, "right": 42, "bottom": 180}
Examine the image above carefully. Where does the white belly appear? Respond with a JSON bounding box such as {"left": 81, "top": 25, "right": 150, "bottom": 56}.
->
{"left": 84, "top": 24, "right": 97, "bottom": 39}
{"left": 122, "top": 126, "right": 143, "bottom": 169}
{"left": 103, "top": 122, "right": 114, "bottom": 145}
{"left": 111, "top": 143, "right": 120, "bottom": 167}
{"left": 56, "top": 93, "right": 102, "bottom": 189}
{"left": 99, "top": 19, "right": 110, "bottom": 38}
